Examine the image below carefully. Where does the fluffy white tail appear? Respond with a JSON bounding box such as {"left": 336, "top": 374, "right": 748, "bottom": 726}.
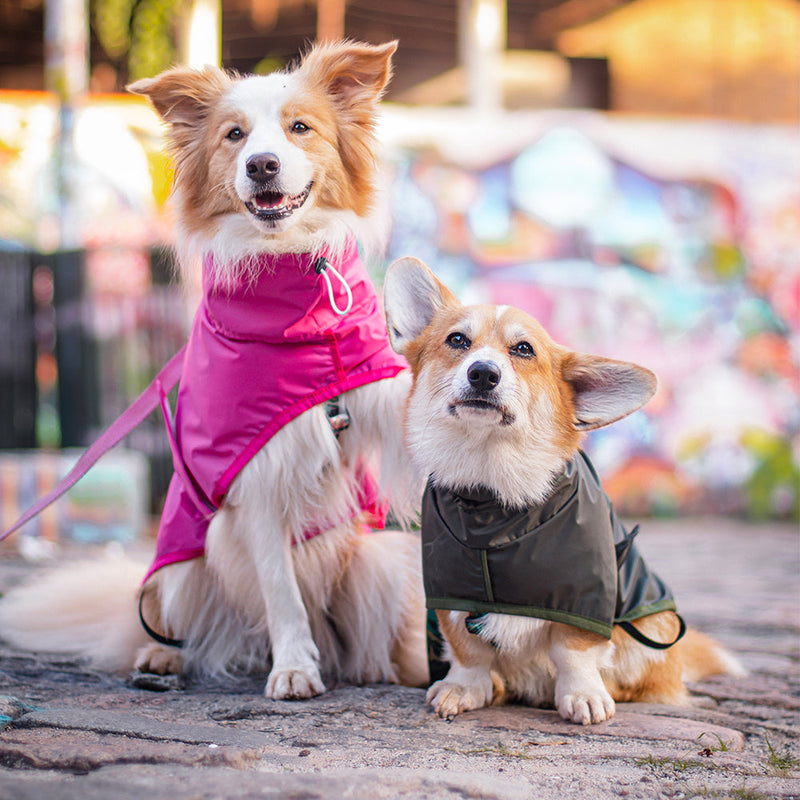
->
{"left": 0, "top": 555, "right": 150, "bottom": 672}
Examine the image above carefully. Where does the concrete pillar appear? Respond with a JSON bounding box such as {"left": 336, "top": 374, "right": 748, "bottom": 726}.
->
{"left": 459, "top": 0, "right": 507, "bottom": 111}
{"left": 181, "top": 0, "right": 222, "bottom": 68}
{"left": 44, "top": 0, "right": 88, "bottom": 250}
{"left": 317, "top": 0, "right": 346, "bottom": 42}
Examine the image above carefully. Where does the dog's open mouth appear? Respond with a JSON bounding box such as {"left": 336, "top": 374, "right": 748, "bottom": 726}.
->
{"left": 245, "top": 182, "right": 313, "bottom": 221}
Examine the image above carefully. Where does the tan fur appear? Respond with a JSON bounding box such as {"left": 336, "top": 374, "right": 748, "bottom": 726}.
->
{"left": 128, "top": 66, "right": 235, "bottom": 238}
{"left": 554, "top": 623, "right": 610, "bottom": 652}
{"left": 603, "top": 614, "right": 689, "bottom": 704}
{"left": 296, "top": 41, "right": 395, "bottom": 215}
{"left": 384, "top": 257, "right": 741, "bottom": 724}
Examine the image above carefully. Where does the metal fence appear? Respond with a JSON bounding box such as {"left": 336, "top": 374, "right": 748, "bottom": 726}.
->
{"left": 0, "top": 247, "right": 187, "bottom": 513}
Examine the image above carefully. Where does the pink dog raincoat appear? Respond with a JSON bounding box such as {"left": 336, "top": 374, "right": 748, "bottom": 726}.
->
{"left": 145, "top": 238, "right": 406, "bottom": 582}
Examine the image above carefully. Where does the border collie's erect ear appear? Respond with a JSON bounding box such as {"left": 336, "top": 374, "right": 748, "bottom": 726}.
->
{"left": 383, "top": 257, "right": 458, "bottom": 356}
{"left": 127, "top": 66, "right": 231, "bottom": 127}
{"left": 561, "top": 352, "right": 658, "bottom": 431}
{"left": 300, "top": 40, "right": 398, "bottom": 111}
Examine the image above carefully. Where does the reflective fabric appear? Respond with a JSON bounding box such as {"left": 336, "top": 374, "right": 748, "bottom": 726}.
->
{"left": 421, "top": 451, "right": 676, "bottom": 638}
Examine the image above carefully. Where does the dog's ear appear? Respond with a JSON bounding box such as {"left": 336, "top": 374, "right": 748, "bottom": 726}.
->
{"left": 301, "top": 40, "right": 397, "bottom": 110}
{"left": 383, "top": 257, "right": 458, "bottom": 355}
{"left": 561, "top": 352, "right": 658, "bottom": 431}
{"left": 128, "top": 66, "right": 231, "bottom": 127}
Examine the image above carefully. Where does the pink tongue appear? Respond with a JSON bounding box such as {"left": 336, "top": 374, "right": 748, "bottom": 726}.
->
{"left": 256, "top": 192, "right": 284, "bottom": 209}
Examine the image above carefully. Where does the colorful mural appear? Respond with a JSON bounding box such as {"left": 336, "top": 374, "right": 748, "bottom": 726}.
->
{"left": 383, "top": 115, "right": 800, "bottom": 520}
{"left": 0, "top": 96, "right": 797, "bottom": 523}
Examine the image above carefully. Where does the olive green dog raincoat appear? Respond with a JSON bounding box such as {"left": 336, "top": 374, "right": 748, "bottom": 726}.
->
{"left": 421, "top": 450, "right": 679, "bottom": 641}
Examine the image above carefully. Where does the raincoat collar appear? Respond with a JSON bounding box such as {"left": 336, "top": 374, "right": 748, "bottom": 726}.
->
{"left": 202, "top": 244, "right": 359, "bottom": 343}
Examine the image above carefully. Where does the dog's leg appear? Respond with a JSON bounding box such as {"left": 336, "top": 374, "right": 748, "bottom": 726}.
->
{"left": 550, "top": 623, "right": 616, "bottom": 725}
{"left": 426, "top": 610, "right": 502, "bottom": 719}
{"left": 223, "top": 411, "right": 343, "bottom": 700}
{"left": 132, "top": 574, "right": 184, "bottom": 675}
{"left": 248, "top": 522, "right": 327, "bottom": 700}
{"left": 328, "top": 530, "right": 428, "bottom": 687}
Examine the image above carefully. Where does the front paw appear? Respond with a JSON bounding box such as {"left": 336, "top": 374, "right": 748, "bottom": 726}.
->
{"left": 556, "top": 687, "right": 615, "bottom": 725}
{"left": 426, "top": 679, "right": 492, "bottom": 719}
{"left": 266, "top": 664, "right": 326, "bottom": 700}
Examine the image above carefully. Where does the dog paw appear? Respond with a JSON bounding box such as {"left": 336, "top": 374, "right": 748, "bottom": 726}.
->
{"left": 133, "top": 643, "right": 183, "bottom": 675}
{"left": 266, "top": 666, "right": 326, "bottom": 700}
{"left": 426, "top": 680, "right": 492, "bottom": 719}
{"left": 556, "top": 688, "right": 615, "bottom": 725}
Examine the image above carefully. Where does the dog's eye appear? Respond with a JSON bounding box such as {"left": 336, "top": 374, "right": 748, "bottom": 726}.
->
{"left": 446, "top": 332, "right": 471, "bottom": 350}
{"left": 226, "top": 127, "right": 245, "bottom": 141}
{"left": 291, "top": 121, "right": 310, "bottom": 133}
{"left": 510, "top": 341, "right": 535, "bottom": 358}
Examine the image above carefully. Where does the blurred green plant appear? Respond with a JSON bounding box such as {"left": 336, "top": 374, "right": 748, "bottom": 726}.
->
{"left": 93, "top": 0, "right": 182, "bottom": 83}
{"left": 253, "top": 56, "right": 285, "bottom": 75}
{"left": 742, "top": 429, "right": 800, "bottom": 521}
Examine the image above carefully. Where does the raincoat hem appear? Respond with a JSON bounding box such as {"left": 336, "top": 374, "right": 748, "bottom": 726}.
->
{"left": 615, "top": 599, "right": 677, "bottom": 623}
{"left": 143, "top": 546, "right": 206, "bottom": 584}
{"left": 424, "top": 596, "right": 615, "bottom": 639}
{"left": 213, "top": 364, "right": 405, "bottom": 503}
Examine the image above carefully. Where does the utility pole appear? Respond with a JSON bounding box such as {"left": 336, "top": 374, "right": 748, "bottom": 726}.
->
{"left": 180, "top": 0, "right": 222, "bottom": 68}
{"left": 459, "top": 0, "right": 506, "bottom": 111}
{"left": 44, "top": 0, "right": 88, "bottom": 251}
{"left": 317, "top": 0, "right": 346, "bottom": 42}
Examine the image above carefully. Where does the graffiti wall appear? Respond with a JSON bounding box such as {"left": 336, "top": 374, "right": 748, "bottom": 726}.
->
{"left": 0, "top": 95, "right": 797, "bottom": 522}
{"left": 382, "top": 110, "right": 800, "bottom": 520}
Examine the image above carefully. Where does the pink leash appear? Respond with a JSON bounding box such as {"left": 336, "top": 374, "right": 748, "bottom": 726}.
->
{"left": 0, "top": 346, "right": 186, "bottom": 543}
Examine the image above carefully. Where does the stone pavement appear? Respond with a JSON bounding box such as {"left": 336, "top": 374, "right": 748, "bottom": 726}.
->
{"left": 0, "top": 517, "right": 797, "bottom": 800}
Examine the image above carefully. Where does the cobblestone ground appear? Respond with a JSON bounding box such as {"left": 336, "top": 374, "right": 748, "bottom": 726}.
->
{"left": 0, "top": 517, "right": 797, "bottom": 800}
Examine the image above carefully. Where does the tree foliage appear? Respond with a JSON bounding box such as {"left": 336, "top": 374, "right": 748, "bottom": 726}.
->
{"left": 93, "top": 0, "right": 182, "bottom": 82}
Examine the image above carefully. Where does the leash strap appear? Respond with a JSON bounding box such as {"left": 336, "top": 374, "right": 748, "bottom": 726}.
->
{"left": 0, "top": 346, "right": 186, "bottom": 544}
{"left": 618, "top": 614, "right": 687, "bottom": 650}
{"left": 138, "top": 590, "right": 185, "bottom": 649}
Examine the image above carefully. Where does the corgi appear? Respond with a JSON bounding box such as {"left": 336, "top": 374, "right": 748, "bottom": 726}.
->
{"left": 382, "top": 256, "right": 741, "bottom": 725}
{"left": 0, "top": 41, "right": 428, "bottom": 700}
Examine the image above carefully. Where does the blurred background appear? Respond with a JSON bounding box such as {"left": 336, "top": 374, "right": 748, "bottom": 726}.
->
{"left": 0, "top": 0, "right": 798, "bottom": 551}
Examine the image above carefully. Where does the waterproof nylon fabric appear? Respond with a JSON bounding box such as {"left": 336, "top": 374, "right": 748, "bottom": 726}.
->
{"left": 421, "top": 450, "right": 676, "bottom": 638}
{"left": 145, "top": 239, "right": 407, "bottom": 582}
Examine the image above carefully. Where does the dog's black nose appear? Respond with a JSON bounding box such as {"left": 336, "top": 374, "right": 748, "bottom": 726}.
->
{"left": 467, "top": 361, "right": 501, "bottom": 392}
{"left": 246, "top": 153, "right": 280, "bottom": 181}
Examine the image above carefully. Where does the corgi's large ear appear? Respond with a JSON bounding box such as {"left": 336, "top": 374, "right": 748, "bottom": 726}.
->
{"left": 301, "top": 40, "right": 397, "bottom": 111}
{"left": 128, "top": 66, "right": 231, "bottom": 127}
{"left": 384, "top": 257, "right": 458, "bottom": 355}
{"left": 561, "top": 352, "right": 658, "bottom": 431}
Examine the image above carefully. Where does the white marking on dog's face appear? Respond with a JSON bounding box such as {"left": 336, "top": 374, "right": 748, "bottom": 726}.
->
{"left": 402, "top": 303, "right": 576, "bottom": 505}
{"left": 131, "top": 43, "right": 397, "bottom": 278}
{"left": 430, "top": 307, "right": 547, "bottom": 430}
{"left": 224, "top": 74, "right": 317, "bottom": 234}
{"left": 447, "top": 342, "right": 516, "bottom": 427}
